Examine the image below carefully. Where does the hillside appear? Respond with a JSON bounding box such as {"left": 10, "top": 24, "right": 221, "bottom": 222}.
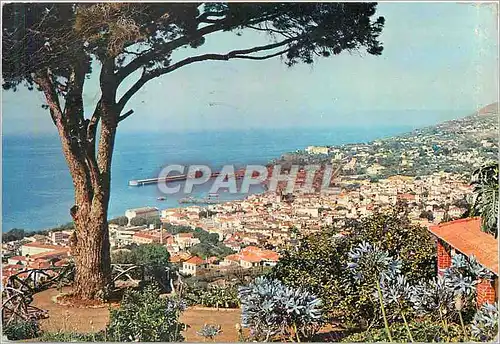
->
{"left": 280, "top": 104, "right": 499, "bottom": 179}
{"left": 477, "top": 102, "right": 499, "bottom": 116}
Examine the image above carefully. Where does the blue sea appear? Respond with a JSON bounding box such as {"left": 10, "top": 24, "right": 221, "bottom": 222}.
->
{"left": 2, "top": 126, "right": 416, "bottom": 232}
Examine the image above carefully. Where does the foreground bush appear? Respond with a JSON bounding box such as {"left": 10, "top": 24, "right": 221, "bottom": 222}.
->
{"left": 39, "top": 285, "right": 186, "bottom": 342}
{"left": 39, "top": 331, "right": 106, "bottom": 342}
{"left": 272, "top": 209, "right": 436, "bottom": 325}
{"left": 199, "top": 285, "right": 239, "bottom": 309}
{"left": 107, "top": 285, "right": 186, "bottom": 342}
{"left": 3, "top": 319, "right": 41, "bottom": 340}
{"left": 239, "top": 276, "right": 323, "bottom": 342}
{"left": 342, "top": 319, "right": 465, "bottom": 342}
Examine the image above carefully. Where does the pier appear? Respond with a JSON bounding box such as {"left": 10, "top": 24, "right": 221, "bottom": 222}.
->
{"left": 129, "top": 172, "right": 220, "bottom": 186}
{"left": 129, "top": 169, "right": 247, "bottom": 187}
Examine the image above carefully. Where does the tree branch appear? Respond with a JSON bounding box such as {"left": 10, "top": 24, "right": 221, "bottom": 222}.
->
{"left": 87, "top": 100, "right": 101, "bottom": 144}
{"left": 232, "top": 48, "right": 291, "bottom": 60}
{"left": 118, "top": 109, "right": 134, "bottom": 122}
{"left": 117, "top": 37, "right": 296, "bottom": 110}
{"left": 116, "top": 11, "right": 283, "bottom": 83}
{"left": 116, "top": 22, "right": 226, "bottom": 83}
{"left": 246, "top": 24, "right": 294, "bottom": 39}
{"left": 33, "top": 70, "right": 64, "bottom": 126}
{"left": 34, "top": 69, "right": 94, "bottom": 205}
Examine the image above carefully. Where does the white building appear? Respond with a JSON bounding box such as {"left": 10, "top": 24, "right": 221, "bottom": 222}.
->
{"left": 305, "top": 146, "right": 329, "bottom": 155}
{"left": 125, "top": 207, "right": 159, "bottom": 225}
{"left": 21, "top": 242, "right": 59, "bottom": 257}
{"left": 49, "top": 230, "right": 72, "bottom": 245}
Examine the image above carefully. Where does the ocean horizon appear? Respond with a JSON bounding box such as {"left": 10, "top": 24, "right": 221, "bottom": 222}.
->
{"left": 2, "top": 123, "right": 443, "bottom": 232}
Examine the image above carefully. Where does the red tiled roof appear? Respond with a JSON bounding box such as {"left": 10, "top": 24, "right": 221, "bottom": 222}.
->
{"left": 133, "top": 232, "right": 155, "bottom": 239}
{"left": 429, "top": 217, "right": 498, "bottom": 275}
{"left": 184, "top": 256, "right": 205, "bottom": 265}
{"left": 259, "top": 250, "right": 279, "bottom": 261}
{"left": 224, "top": 254, "right": 240, "bottom": 262}
{"left": 177, "top": 233, "right": 194, "bottom": 238}
{"left": 29, "top": 260, "right": 51, "bottom": 269}
{"left": 240, "top": 253, "right": 262, "bottom": 263}
{"left": 30, "top": 248, "right": 69, "bottom": 260}
{"left": 398, "top": 193, "right": 415, "bottom": 201}
{"left": 3, "top": 264, "right": 24, "bottom": 271}
{"left": 54, "top": 258, "right": 70, "bottom": 267}
{"left": 170, "top": 255, "right": 183, "bottom": 263}
{"left": 9, "top": 256, "right": 27, "bottom": 261}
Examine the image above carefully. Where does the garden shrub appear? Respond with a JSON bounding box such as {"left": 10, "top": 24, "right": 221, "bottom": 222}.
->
{"left": 39, "top": 331, "right": 106, "bottom": 342}
{"left": 342, "top": 319, "right": 465, "bottom": 342}
{"left": 106, "top": 284, "right": 186, "bottom": 342}
{"left": 272, "top": 209, "right": 436, "bottom": 325}
{"left": 199, "top": 285, "right": 239, "bottom": 308}
{"left": 196, "top": 324, "right": 222, "bottom": 341}
{"left": 3, "top": 319, "right": 41, "bottom": 340}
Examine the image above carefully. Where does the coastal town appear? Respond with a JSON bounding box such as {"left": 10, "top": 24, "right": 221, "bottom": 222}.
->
{"left": 279, "top": 104, "right": 498, "bottom": 179}
{"left": 2, "top": 106, "right": 497, "bottom": 284}
{"left": 2, "top": 2, "right": 499, "bottom": 342}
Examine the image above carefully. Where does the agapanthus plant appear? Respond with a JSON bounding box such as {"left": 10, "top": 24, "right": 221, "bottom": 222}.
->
{"left": 378, "top": 273, "right": 415, "bottom": 341}
{"left": 444, "top": 254, "right": 492, "bottom": 300}
{"left": 238, "top": 276, "right": 323, "bottom": 342}
{"left": 347, "top": 241, "right": 402, "bottom": 342}
{"left": 410, "top": 275, "right": 456, "bottom": 332}
{"left": 347, "top": 241, "right": 402, "bottom": 284}
{"left": 471, "top": 302, "right": 499, "bottom": 341}
{"left": 197, "top": 324, "right": 222, "bottom": 342}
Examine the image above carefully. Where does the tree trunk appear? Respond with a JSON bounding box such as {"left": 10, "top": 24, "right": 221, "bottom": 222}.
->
{"left": 71, "top": 199, "right": 112, "bottom": 299}
{"left": 69, "top": 102, "right": 117, "bottom": 300}
{"left": 35, "top": 62, "right": 119, "bottom": 300}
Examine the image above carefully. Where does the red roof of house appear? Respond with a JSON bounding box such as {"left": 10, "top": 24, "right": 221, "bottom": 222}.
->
{"left": 184, "top": 256, "right": 205, "bottom": 265}
{"left": 133, "top": 232, "right": 155, "bottom": 239}
{"left": 398, "top": 193, "right": 415, "bottom": 201}
{"left": 429, "top": 217, "right": 498, "bottom": 275}
{"left": 9, "top": 256, "right": 27, "bottom": 261}
{"left": 224, "top": 254, "right": 240, "bottom": 262}
{"left": 30, "top": 248, "right": 70, "bottom": 260}
{"left": 240, "top": 253, "right": 262, "bottom": 263}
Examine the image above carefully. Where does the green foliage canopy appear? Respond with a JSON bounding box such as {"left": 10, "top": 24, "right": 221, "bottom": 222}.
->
{"left": 3, "top": 3, "right": 385, "bottom": 92}
{"left": 271, "top": 208, "right": 436, "bottom": 325}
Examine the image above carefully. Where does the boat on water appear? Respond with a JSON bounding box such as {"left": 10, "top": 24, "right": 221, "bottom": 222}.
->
{"left": 157, "top": 196, "right": 166, "bottom": 201}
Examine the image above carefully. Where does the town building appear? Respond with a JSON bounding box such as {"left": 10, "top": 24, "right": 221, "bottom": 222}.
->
{"left": 429, "top": 217, "right": 498, "bottom": 307}
{"left": 49, "top": 230, "right": 72, "bottom": 245}
{"left": 305, "top": 146, "right": 329, "bottom": 155}
{"left": 132, "top": 230, "right": 171, "bottom": 245}
{"left": 125, "top": 207, "right": 159, "bottom": 225}
{"left": 181, "top": 256, "right": 208, "bottom": 276}
{"left": 222, "top": 246, "right": 279, "bottom": 269}
{"left": 21, "top": 242, "right": 62, "bottom": 257}
{"left": 174, "top": 233, "right": 200, "bottom": 249}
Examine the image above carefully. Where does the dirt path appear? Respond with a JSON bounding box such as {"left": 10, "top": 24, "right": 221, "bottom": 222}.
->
{"left": 181, "top": 307, "right": 241, "bottom": 342}
{"left": 31, "top": 288, "right": 241, "bottom": 342}
{"left": 32, "top": 287, "right": 111, "bottom": 334}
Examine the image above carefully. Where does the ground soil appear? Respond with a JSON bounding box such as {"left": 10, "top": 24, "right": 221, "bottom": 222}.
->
{"left": 32, "top": 287, "right": 111, "bottom": 334}
{"left": 31, "top": 287, "right": 344, "bottom": 342}
{"left": 31, "top": 287, "right": 242, "bottom": 342}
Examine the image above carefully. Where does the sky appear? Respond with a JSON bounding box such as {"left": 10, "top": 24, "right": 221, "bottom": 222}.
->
{"left": 1, "top": 2, "right": 498, "bottom": 135}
